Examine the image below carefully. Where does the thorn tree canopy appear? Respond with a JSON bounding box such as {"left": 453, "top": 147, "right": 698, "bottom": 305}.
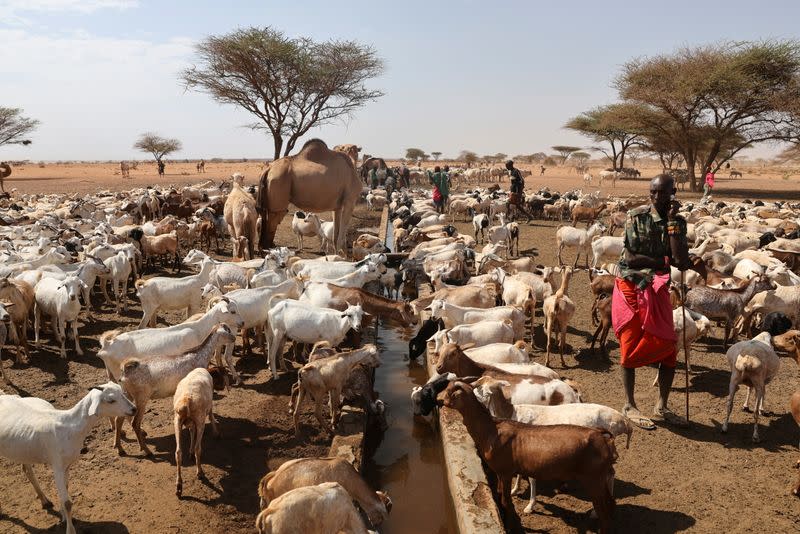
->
{"left": 615, "top": 40, "right": 800, "bottom": 190}
{"left": 134, "top": 133, "right": 182, "bottom": 164}
{"left": 181, "top": 27, "right": 384, "bottom": 160}
{"left": 406, "top": 148, "right": 426, "bottom": 160}
{"left": 551, "top": 145, "right": 581, "bottom": 164}
{"left": 564, "top": 103, "right": 646, "bottom": 170}
{"left": 458, "top": 150, "right": 478, "bottom": 166}
{"left": 0, "top": 107, "right": 39, "bottom": 147}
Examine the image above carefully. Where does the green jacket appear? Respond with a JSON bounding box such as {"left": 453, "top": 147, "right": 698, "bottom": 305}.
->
{"left": 428, "top": 171, "right": 450, "bottom": 197}
{"left": 618, "top": 205, "right": 688, "bottom": 288}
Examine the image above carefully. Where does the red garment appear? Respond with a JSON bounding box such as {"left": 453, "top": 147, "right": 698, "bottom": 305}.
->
{"left": 612, "top": 276, "right": 676, "bottom": 369}
{"left": 705, "top": 172, "right": 715, "bottom": 188}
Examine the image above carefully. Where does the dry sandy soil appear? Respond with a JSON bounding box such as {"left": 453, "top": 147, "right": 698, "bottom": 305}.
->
{"left": 0, "top": 162, "right": 798, "bottom": 534}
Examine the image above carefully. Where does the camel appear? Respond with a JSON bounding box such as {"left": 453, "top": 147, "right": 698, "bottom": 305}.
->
{"left": 0, "top": 162, "right": 10, "bottom": 192}
{"left": 257, "top": 139, "right": 361, "bottom": 254}
{"left": 333, "top": 144, "right": 362, "bottom": 168}
{"left": 225, "top": 181, "right": 259, "bottom": 260}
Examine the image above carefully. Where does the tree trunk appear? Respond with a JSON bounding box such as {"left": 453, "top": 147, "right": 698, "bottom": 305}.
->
{"left": 272, "top": 135, "right": 283, "bottom": 161}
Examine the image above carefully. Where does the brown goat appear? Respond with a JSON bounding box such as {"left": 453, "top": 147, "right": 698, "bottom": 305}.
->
{"left": 0, "top": 277, "right": 34, "bottom": 361}
{"left": 590, "top": 293, "right": 612, "bottom": 354}
{"left": 571, "top": 204, "right": 606, "bottom": 227}
{"left": 791, "top": 390, "right": 800, "bottom": 496}
{"left": 438, "top": 381, "right": 616, "bottom": 533}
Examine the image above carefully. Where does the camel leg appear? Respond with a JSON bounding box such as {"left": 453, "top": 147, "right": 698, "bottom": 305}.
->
{"left": 261, "top": 210, "right": 287, "bottom": 250}
{"left": 335, "top": 201, "right": 356, "bottom": 255}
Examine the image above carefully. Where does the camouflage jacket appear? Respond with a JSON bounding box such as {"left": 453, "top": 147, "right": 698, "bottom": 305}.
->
{"left": 618, "top": 205, "right": 688, "bottom": 288}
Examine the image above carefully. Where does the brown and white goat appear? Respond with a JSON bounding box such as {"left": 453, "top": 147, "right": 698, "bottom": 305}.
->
{"left": 438, "top": 382, "right": 616, "bottom": 533}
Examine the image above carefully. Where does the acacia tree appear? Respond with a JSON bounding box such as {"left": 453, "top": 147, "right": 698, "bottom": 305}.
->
{"left": 134, "top": 133, "right": 182, "bottom": 167}
{"left": 406, "top": 148, "right": 426, "bottom": 160}
{"left": 458, "top": 150, "right": 478, "bottom": 166}
{"left": 565, "top": 103, "right": 645, "bottom": 170}
{"left": 571, "top": 151, "right": 591, "bottom": 167}
{"left": 551, "top": 145, "right": 581, "bottom": 165}
{"left": 616, "top": 41, "right": 800, "bottom": 190}
{"left": 181, "top": 27, "right": 384, "bottom": 160}
{"left": 431, "top": 151, "right": 442, "bottom": 160}
{"left": 0, "top": 107, "right": 39, "bottom": 147}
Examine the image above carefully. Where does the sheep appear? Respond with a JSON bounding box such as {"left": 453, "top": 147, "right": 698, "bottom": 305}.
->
{"left": 97, "top": 299, "right": 244, "bottom": 381}
{"left": 0, "top": 276, "right": 34, "bottom": 362}
{"left": 427, "top": 298, "right": 527, "bottom": 341}
{"left": 173, "top": 367, "right": 220, "bottom": 497}
{"left": 267, "top": 300, "right": 365, "bottom": 379}
{"left": 117, "top": 325, "right": 236, "bottom": 456}
{"left": 739, "top": 285, "right": 800, "bottom": 338}
{"left": 720, "top": 317, "right": 789, "bottom": 442}
{"left": 99, "top": 250, "right": 133, "bottom": 313}
{"left": 33, "top": 276, "right": 87, "bottom": 359}
{"left": 473, "top": 376, "right": 632, "bottom": 513}
{"left": 135, "top": 258, "right": 216, "bottom": 328}
{"left": 255, "top": 482, "right": 372, "bottom": 534}
{"left": 543, "top": 266, "right": 576, "bottom": 367}
{"left": 685, "top": 274, "right": 774, "bottom": 349}
{"left": 556, "top": 222, "right": 606, "bottom": 267}
{"left": 437, "top": 381, "right": 616, "bottom": 533}
{"left": 0, "top": 383, "right": 136, "bottom": 534}
{"left": 290, "top": 344, "right": 380, "bottom": 436}
{"left": 257, "top": 457, "right": 392, "bottom": 527}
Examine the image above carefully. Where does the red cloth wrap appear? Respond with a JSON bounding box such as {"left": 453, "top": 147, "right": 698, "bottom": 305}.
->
{"left": 612, "top": 275, "right": 677, "bottom": 369}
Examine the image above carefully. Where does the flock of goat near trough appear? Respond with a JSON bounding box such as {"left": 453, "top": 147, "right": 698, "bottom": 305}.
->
{"left": 0, "top": 171, "right": 798, "bottom": 534}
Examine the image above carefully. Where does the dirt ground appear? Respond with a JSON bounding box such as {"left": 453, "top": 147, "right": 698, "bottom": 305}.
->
{"left": 0, "top": 163, "right": 799, "bottom": 533}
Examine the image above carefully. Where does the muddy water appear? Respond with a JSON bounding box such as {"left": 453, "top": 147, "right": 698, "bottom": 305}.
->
{"left": 363, "top": 320, "right": 458, "bottom": 534}
{"left": 361, "top": 216, "right": 458, "bottom": 533}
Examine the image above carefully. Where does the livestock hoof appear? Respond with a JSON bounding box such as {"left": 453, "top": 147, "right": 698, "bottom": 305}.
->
{"left": 175, "top": 485, "right": 182, "bottom": 498}
{"left": 720, "top": 425, "right": 728, "bottom": 434}
{"left": 42, "top": 499, "right": 54, "bottom": 509}
{"left": 742, "top": 406, "right": 753, "bottom": 413}
{"left": 116, "top": 447, "right": 127, "bottom": 456}
{"left": 523, "top": 502, "right": 535, "bottom": 514}
{"left": 752, "top": 434, "right": 760, "bottom": 444}
{"left": 197, "top": 471, "right": 207, "bottom": 481}
{"left": 142, "top": 448, "right": 154, "bottom": 457}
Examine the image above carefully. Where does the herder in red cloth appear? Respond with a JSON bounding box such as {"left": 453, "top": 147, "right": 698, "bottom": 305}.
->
{"left": 612, "top": 174, "right": 690, "bottom": 429}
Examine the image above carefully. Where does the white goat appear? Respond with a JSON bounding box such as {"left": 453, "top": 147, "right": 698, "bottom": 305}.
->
{"left": 135, "top": 258, "right": 215, "bottom": 328}
{"left": 267, "top": 300, "right": 364, "bottom": 378}
{"left": 0, "top": 383, "right": 136, "bottom": 534}
{"left": 33, "top": 276, "right": 87, "bottom": 358}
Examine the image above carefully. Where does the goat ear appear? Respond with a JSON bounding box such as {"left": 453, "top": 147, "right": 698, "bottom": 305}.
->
{"left": 87, "top": 387, "right": 104, "bottom": 416}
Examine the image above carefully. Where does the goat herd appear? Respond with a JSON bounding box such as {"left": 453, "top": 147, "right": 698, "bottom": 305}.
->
{"left": 0, "top": 175, "right": 799, "bottom": 534}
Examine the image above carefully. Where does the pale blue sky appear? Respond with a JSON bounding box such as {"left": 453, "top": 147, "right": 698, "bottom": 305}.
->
{"left": 2, "top": 0, "right": 799, "bottom": 161}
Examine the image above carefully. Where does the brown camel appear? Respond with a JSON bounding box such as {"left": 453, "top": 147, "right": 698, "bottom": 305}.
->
{"left": 0, "top": 162, "right": 10, "bottom": 192}
{"left": 257, "top": 139, "right": 361, "bottom": 253}
{"left": 333, "top": 144, "right": 362, "bottom": 168}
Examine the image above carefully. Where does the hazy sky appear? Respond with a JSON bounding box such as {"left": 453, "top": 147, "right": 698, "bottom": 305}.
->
{"left": 2, "top": 0, "right": 799, "bottom": 161}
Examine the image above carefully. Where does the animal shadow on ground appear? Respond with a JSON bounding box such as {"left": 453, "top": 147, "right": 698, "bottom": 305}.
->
{"left": 573, "top": 347, "right": 615, "bottom": 372}
{"left": 1, "top": 516, "right": 130, "bottom": 534}
{"left": 662, "top": 415, "right": 791, "bottom": 452}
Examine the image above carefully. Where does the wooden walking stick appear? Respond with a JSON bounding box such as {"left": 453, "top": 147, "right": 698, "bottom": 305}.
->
{"left": 681, "top": 269, "right": 690, "bottom": 423}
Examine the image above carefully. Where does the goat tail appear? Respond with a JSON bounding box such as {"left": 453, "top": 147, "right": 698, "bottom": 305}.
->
{"left": 134, "top": 279, "right": 146, "bottom": 290}
{"left": 99, "top": 328, "right": 122, "bottom": 348}
{"left": 601, "top": 430, "right": 619, "bottom": 463}
{"left": 258, "top": 470, "right": 277, "bottom": 508}
{"left": 735, "top": 354, "right": 762, "bottom": 372}
{"left": 175, "top": 395, "right": 191, "bottom": 423}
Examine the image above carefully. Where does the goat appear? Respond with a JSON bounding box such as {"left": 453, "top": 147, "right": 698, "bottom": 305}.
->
{"left": 0, "top": 276, "right": 34, "bottom": 362}
{"left": 0, "top": 383, "right": 136, "bottom": 534}
{"left": 556, "top": 222, "right": 606, "bottom": 268}
{"left": 685, "top": 275, "right": 773, "bottom": 349}
{"left": 33, "top": 276, "right": 87, "bottom": 358}
{"left": 543, "top": 267, "right": 576, "bottom": 367}
{"left": 173, "top": 367, "right": 220, "bottom": 497}
{"left": 116, "top": 325, "right": 236, "bottom": 456}
{"left": 255, "top": 482, "right": 372, "bottom": 534}
{"left": 257, "top": 457, "right": 391, "bottom": 527}
{"left": 135, "top": 258, "right": 215, "bottom": 328}
{"left": 290, "top": 344, "right": 380, "bottom": 436}
{"left": 437, "top": 382, "right": 616, "bottom": 533}
{"left": 473, "top": 375, "right": 631, "bottom": 513}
